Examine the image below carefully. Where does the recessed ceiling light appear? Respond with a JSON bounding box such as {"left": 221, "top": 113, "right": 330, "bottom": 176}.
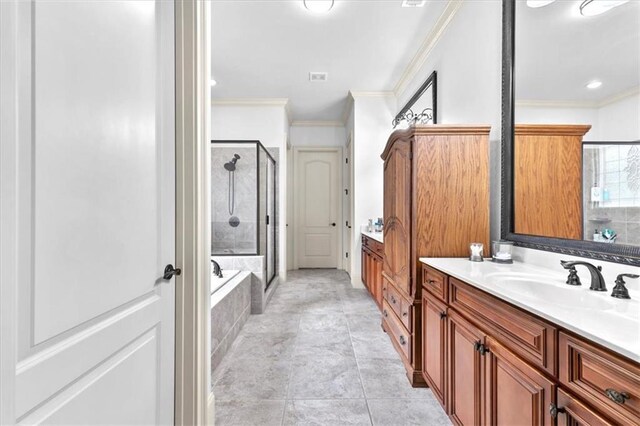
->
{"left": 210, "top": 79, "right": 217, "bottom": 87}
{"left": 303, "top": 0, "right": 334, "bottom": 13}
{"left": 586, "top": 80, "right": 602, "bottom": 89}
{"left": 402, "top": 0, "right": 426, "bottom": 7}
{"left": 526, "top": 0, "right": 556, "bottom": 8}
{"left": 580, "top": 0, "right": 629, "bottom": 16}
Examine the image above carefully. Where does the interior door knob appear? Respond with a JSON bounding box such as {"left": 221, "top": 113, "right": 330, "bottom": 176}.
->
{"left": 163, "top": 264, "right": 182, "bottom": 280}
{"left": 331, "top": 223, "right": 336, "bottom": 227}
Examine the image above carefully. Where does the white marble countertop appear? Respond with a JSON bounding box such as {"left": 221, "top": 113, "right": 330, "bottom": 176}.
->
{"left": 420, "top": 257, "right": 640, "bottom": 362}
{"left": 362, "top": 230, "right": 383, "bottom": 244}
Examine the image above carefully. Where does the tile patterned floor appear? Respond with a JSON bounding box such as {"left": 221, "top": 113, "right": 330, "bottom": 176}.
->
{"left": 213, "top": 269, "right": 452, "bottom": 426}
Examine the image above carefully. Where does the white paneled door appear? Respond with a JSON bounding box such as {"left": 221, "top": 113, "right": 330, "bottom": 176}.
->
{"left": 1, "top": 1, "right": 175, "bottom": 424}
{"left": 295, "top": 149, "right": 341, "bottom": 268}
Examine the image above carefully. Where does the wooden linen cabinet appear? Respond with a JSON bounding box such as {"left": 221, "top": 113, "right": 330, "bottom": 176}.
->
{"left": 381, "top": 125, "right": 491, "bottom": 385}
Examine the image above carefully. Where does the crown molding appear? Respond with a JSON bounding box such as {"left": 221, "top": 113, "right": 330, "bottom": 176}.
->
{"left": 393, "top": 0, "right": 463, "bottom": 99}
{"left": 291, "top": 120, "right": 344, "bottom": 128}
{"left": 341, "top": 92, "right": 355, "bottom": 125}
{"left": 598, "top": 86, "right": 639, "bottom": 108}
{"left": 516, "top": 86, "right": 640, "bottom": 110}
{"left": 349, "top": 91, "right": 395, "bottom": 98}
{"left": 515, "top": 99, "right": 599, "bottom": 109}
{"left": 283, "top": 100, "right": 292, "bottom": 125}
{"left": 212, "top": 97, "right": 292, "bottom": 123}
{"left": 211, "top": 98, "right": 290, "bottom": 107}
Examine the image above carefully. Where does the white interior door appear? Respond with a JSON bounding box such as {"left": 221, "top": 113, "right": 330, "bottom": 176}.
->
{"left": 295, "top": 149, "right": 341, "bottom": 268}
{"left": 0, "top": 1, "right": 175, "bottom": 424}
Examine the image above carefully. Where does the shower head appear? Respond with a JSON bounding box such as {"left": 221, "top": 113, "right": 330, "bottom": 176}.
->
{"left": 223, "top": 154, "right": 241, "bottom": 171}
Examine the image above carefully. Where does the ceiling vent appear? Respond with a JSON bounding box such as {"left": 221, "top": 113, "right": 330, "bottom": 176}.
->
{"left": 309, "top": 72, "right": 328, "bottom": 82}
{"left": 402, "top": 0, "right": 426, "bottom": 7}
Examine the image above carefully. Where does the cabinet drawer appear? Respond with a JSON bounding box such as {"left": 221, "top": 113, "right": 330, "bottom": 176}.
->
{"left": 382, "top": 300, "right": 412, "bottom": 363}
{"left": 449, "top": 277, "right": 557, "bottom": 376}
{"left": 385, "top": 284, "right": 412, "bottom": 331}
{"left": 557, "top": 388, "right": 614, "bottom": 426}
{"left": 362, "top": 235, "right": 383, "bottom": 257}
{"left": 422, "top": 265, "right": 447, "bottom": 302}
{"left": 559, "top": 332, "right": 640, "bottom": 425}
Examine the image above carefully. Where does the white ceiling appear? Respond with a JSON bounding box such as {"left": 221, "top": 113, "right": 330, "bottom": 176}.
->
{"left": 210, "top": 0, "right": 447, "bottom": 122}
{"left": 515, "top": 0, "right": 640, "bottom": 104}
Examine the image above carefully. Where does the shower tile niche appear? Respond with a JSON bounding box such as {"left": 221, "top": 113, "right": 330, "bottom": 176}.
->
{"left": 211, "top": 140, "right": 278, "bottom": 288}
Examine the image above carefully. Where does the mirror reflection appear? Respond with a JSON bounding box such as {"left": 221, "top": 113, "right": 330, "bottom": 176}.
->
{"left": 513, "top": 0, "right": 640, "bottom": 246}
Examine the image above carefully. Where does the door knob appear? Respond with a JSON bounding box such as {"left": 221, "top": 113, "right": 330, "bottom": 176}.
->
{"left": 331, "top": 223, "right": 336, "bottom": 227}
{"left": 163, "top": 264, "right": 182, "bottom": 280}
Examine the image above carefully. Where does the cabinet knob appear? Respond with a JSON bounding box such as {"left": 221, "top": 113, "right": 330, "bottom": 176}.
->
{"left": 605, "top": 388, "right": 630, "bottom": 405}
{"left": 428, "top": 279, "right": 436, "bottom": 285}
{"left": 383, "top": 310, "right": 388, "bottom": 318}
{"left": 439, "top": 311, "right": 447, "bottom": 320}
{"left": 549, "top": 403, "right": 566, "bottom": 419}
{"left": 390, "top": 295, "right": 396, "bottom": 304}
{"left": 399, "top": 335, "right": 406, "bottom": 345}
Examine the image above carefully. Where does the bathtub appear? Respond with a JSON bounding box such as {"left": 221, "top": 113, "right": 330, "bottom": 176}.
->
{"left": 211, "top": 269, "right": 241, "bottom": 295}
{"left": 210, "top": 270, "right": 252, "bottom": 372}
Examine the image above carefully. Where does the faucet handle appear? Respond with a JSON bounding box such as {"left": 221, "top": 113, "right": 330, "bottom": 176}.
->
{"left": 565, "top": 266, "right": 582, "bottom": 286}
{"left": 611, "top": 274, "right": 639, "bottom": 299}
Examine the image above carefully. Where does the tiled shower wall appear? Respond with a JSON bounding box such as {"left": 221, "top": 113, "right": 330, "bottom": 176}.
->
{"left": 211, "top": 146, "right": 258, "bottom": 254}
{"left": 583, "top": 144, "right": 640, "bottom": 245}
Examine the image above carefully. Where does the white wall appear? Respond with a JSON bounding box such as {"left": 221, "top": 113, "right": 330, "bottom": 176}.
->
{"left": 397, "top": 0, "right": 503, "bottom": 242}
{"left": 349, "top": 95, "right": 397, "bottom": 287}
{"left": 516, "top": 104, "right": 600, "bottom": 140}
{"left": 211, "top": 104, "right": 289, "bottom": 280}
{"left": 597, "top": 93, "right": 640, "bottom": 141}
{"left": 515, "top": 92, "right": 640, "bottom": 142}
{"left": 289, "top": 125, "right": 346, "bottom": 147}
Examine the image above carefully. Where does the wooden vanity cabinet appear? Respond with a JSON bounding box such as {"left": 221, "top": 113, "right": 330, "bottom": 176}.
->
{"left": 381, "top": 125, "right": 490, "bottom": 385}
{"left": 361, "top": 234, "right": 383, "bottom": 310}
{"left": 447, "top": 310, "right": 486, "bottom": 426}
{"left": 422, "top": 291, "right": 448, "bottom": 408}
{"left": 484, "top": 337, "right": 555, "bottom": 426}
{"left": 556, "top": 388, "right": 615, "bottom": 426}
{"left": 421, "top": 263, "right": 640, "bottom": 426}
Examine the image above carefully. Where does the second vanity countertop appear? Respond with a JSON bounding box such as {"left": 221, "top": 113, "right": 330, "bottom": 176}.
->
{"left": 362, "top": 230, "right": 383, "bottom": 244}
{"left": 420, "top": 257, "right": 640, "bottom": 363}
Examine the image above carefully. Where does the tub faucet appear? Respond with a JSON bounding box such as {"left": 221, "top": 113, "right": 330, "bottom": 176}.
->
{"left": 211, "top": 260, "right": 223, "bottom": 278}
{"left": 560, "top": 260, "right": 606, "bottom": 291}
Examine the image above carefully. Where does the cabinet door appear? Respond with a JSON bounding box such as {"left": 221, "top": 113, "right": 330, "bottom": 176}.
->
{"left": 383, "top": 140, "right": 412, "bottom": 295}
{"left": 422, "top": 291, "right": 448, "bottom": 408}
{"left": 556, "top": 388, "right": 614, "bottom": 426}
{"left": 448, "top": 311, "right": 486, "bottom": 426}
{"left": 485, "top": 337, "right": 555, "bottom": 426}
{"left": 361, "top": 247, "right": 367, "bottom": 288}
{"left": 373, "top": 256, "right": 383, "bottom": 309}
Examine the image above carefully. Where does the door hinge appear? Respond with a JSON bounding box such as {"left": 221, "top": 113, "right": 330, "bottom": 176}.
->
{"left": 345, "top": 158, "right": 349, "bottom": 164}
{"left": 346, "top": 252, "right": 349, "bottom": 258}
{"left": 345, "top": 189, "right": 349, "bottom": 195}
{"left": 266, "top": 215, "right": 270, "bottom": 225}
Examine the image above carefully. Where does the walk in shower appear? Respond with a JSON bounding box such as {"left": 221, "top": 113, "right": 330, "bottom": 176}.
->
{"left": 211, "top": 140, "right": 277, "bottom": 285}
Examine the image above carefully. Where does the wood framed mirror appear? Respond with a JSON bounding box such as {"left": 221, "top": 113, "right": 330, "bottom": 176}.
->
{"left": 501, "top": 0, "right": 640, "bottom": 265}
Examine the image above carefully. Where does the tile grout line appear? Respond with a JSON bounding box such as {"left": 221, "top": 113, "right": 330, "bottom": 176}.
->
{"left": 280, "top": 278, "right": 303, "bottom": 426}
{"left": 345, "top": 300, "right": 376, "bottom": 426}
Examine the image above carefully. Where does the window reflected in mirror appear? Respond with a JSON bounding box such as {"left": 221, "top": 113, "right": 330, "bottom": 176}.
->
{"left": 583, "top": 143, "right": 640, "bottom": 245}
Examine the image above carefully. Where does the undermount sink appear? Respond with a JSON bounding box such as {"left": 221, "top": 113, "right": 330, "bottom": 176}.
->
{"left": 484, "top": 271, "right": 616, "bottom": 310}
